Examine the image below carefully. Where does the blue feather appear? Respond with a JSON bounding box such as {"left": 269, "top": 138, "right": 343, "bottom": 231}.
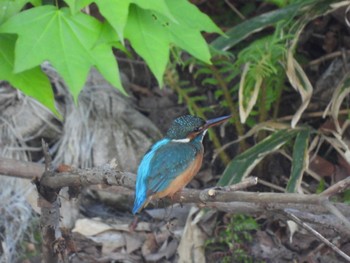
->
{"left": 132, "top": 114, "right": 229, "bottom": 214}
{"left": 133, "top": 139, "right": 170, "bottom": 214}
{"left": 133, "top": 138, "right": 203, "bottom": 214}
{"left": 146, "top": 142, "right": 200, "bottom": 192}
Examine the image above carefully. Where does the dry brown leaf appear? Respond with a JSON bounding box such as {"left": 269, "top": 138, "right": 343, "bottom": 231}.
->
{"left": 145, "top": 204, "right": 192, "bottom": 226}
{"left": 177, "top": 207, "right": 207, "bottom": 263}
{"left": 73, "top": 218, "right": 112, "bottom": 236}
{"left": 323, "top": 131, "right": 350, "bottom": 164}
{"left": 144, "top": 238, "right": 179, "bottom": 262}
{"left": 238, "top": 62, "right": 263, "bottom": 123}
{"left": 125, "top": 233, "right": 143, "bottom": 254}
{"left": 142, "top": 233, "right": 159, "bottom": 256}
{"left": 72, "top": 217, "right": 148, "bottom": 256}
{"left": 286, "top": 51, "right": 313, "bottom": 128}
{"left": 94, "top": 231, "right": 126, "bottom": 255}
{"left": 287, "top": 220, "right": 299, "bottom": 243}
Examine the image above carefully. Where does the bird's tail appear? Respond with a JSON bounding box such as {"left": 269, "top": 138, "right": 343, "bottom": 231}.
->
{"left": 132, "top": 192, "right": 147, "bottom": 214}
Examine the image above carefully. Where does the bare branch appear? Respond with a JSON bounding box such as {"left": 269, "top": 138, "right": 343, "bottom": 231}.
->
{"left": 213, "top": 177, "right": 258, "bottom": 191}
{"left": 1, "top": 156, "right": 350, "bottom": 237}
{"left": 285, "top": 211, "right": 350, "bottom": 261}
{"left": 174, "top": 188, "right": 328, "bottom": 206}
{"left": 36, "top": 140, "right": 61, "bottom": 263}
{"left": 0, "top": 157, "right": 136, "bottom": 190}
{"left": 321, "top": 176, "right": 350, "bottom": 197}
{"left": 40, "top": 163, "right": 136, "bottom": 190}
{"left": 0, "top": 157, "right": 44, "bottom": 179}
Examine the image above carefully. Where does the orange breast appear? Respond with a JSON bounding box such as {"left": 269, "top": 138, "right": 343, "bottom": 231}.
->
{"left": 151, "top": 151, "right": 204, "bottom": 200}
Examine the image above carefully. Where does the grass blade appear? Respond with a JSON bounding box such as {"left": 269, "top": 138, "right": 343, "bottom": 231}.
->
{"left": 286, "top": 128, "right": 310, "bottom": 193}
{"left": 218, "top": 129, "right": 299, "bottom": 186}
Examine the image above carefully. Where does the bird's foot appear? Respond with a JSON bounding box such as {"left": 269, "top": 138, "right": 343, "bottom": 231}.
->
{"left": 129, "top": 215, "right": 139, "bottom": 232}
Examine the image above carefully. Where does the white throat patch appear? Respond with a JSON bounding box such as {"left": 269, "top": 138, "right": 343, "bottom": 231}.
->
{"left": 171, "top": 138, "right": 190, "bottom": 143}
{"left": 171, "top": 129, "right": 208, "bottom": 143}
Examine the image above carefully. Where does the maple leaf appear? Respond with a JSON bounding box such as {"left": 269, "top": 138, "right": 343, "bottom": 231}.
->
{"left": 0, "top": 0, "right": 40, "bottom": 24}
{"left": 124, "top": 5, "right": 170, "bottom": 87}
{"left": 124, "top": 0, "right": 222, "bottom": 86}
{"left": 63, "top": 0, "right": 93, "bottom": 13}
{"left": 64, "top": 0, "right": 175, "bottom": 42}
{"left": 0, "top": 34, "right": 59, "bottom": 117}
{"left": 0, "top": 5, "right": 124, "bottom": 102}
{"left": 63, "top": 0, "right": 221, "bottom": 87}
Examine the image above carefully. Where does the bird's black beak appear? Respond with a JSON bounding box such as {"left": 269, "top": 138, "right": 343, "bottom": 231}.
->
{"left": 203, "top": 115, "right": 231, "bottom": 130}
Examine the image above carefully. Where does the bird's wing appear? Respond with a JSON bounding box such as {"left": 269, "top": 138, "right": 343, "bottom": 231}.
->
{"left": 146, "top": 142, "right": 199, "bottom": 194}
{"left": 133, "top": 139, "right": 170, "bottom": 213}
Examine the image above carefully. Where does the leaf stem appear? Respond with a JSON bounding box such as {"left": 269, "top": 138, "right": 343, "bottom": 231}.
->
{"left": 257, "top": 81, "right": 268, "bottom": 141}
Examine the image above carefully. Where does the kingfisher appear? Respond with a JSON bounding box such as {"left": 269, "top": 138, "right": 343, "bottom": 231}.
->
{"left": 133, "top": 114, "right": 231, "bottom": 214}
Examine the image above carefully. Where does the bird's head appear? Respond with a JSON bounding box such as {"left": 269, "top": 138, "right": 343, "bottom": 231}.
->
{"left": 165, "top": 115, "right": 231, "bottom": 142}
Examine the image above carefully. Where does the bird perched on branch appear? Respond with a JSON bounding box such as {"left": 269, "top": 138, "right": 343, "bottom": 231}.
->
{"left": 133, "top": 114, "right": 231, "bottom": 214}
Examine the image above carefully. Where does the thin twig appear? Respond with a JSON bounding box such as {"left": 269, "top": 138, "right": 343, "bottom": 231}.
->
{"left": 276, "top": 109, "right": 350, "bottom": 122}
{"left": 258, "top": 178, "right": 285, "bottom": 192}
{"left": 42, "top": 139, "right": 53, "bottom": 173}
{"left": 307, "top": 50, "right": 350, "bottom": 67}
{"left": 212, "top": 177, "right": 258, "bottom": 192}
{"left": 285, "top": 210, "right": 350, "bottom": 262}
{"left": 321, "top": 176, "right": 350, "bottom": 197}
{"left": 224, "top": 0, "right": 246, "bottom": 20}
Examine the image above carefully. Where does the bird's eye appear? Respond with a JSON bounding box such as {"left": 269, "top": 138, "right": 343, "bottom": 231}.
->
{"left": 194, "top": 126, "right": 202, "bottom": 132}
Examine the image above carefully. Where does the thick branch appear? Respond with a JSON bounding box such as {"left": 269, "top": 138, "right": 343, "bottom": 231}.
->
{"left": 40, "top": 163, "right": 136, "bottom": 190}
{"left": 1, "top": 157, "right": 350, "bottom": 228}
{"left": 0, "top": 157, "right": 44, "bottom": 179}
{"left": 2, "top": 156, "right": 350, "bottom": 261}
{"left": 0, "top": 157, "right": 136, "bottom": 190}
{"left": 174, "top": 188, "right": 328, "bottom": 205}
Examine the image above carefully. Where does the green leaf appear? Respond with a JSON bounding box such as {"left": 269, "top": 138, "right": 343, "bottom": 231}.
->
{"left": 218, "top": 129, "right": 298, "bottom": 186}
{"left": 164, "top": 0, "right": 221, "bottom": 63}
{"left": 211, "top": 2, "right": 304, "bottom": 51}
{"left": 125, "top": 2, "right": 217, "bottom": 86}
{"left": 64, "top": 0, "right": 93, "bottom": 13}
{"left": 0, "top": 6, "right": 124, "bottom": 101}
{"left": 0, "top": 0, "right": 40, "bottom": 24}
{"left": 286, "top": 128, "right": 310, "bottom": 193}
{"left": 265, "top": 0, "right": 289, "bottom": 8}
{"left": 94, "top": 0, "right": 175, "bottom": 42}
{"left": 163, "top": 18, "right": 211, "bottom": 64}
{"left": 30, "top": 0, "right": 40, "bottom": 6}
{"left": 93, "top": 21, "right": 129, "bottom": 57}
{"left": 124, "top": 5, "right": 169, "bottom": 86}
{"left": 202, "top": 78, "right": 218, "bottom": 86}
{"left": 316, "top": 179, "right": 325, "bottom": 194}
{"left": 165, "top": 0, "right": 222, "bottom": 34}
{"left": 0, "top": 34, "right": 59, "bottom": 117}
{"left": 343, "top": 189, "right": 350, "bottom": 204}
